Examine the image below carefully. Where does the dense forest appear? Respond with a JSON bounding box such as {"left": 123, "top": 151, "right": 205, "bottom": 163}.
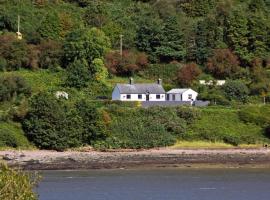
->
{"left": 1, "top": 0, "right": 270, "bottom": 150}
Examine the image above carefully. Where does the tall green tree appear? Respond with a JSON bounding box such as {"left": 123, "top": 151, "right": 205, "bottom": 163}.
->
{"left": 63, "top": 27, "right": 111, "bottom": 66}
{"left": 226, "top": 7, "right": 250, "bottom": 62}
{"left": 155, "top": 16, "right": 186, "bottom": 62}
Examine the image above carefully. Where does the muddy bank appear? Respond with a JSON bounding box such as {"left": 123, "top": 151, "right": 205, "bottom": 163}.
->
{"left": 1, "top": 148, "right": 270, "bottom": 170}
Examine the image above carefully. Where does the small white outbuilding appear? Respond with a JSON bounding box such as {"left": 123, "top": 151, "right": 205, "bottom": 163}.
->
{"left": 166, "top": 88, "right": 198, "bottom": 101}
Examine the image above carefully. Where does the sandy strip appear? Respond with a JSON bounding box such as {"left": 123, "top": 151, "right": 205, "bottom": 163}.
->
{"left": 1, "top": 148, "right": 270, "bottom": 170}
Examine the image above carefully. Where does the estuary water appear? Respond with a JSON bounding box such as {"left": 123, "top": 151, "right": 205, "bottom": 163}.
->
{"left": 37, "top": 168, "right": 270, "bottom": 200}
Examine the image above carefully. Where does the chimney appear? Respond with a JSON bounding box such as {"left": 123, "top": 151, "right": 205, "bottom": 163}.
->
{"left": 157, "top": 78, "right": 162, "bottom": 85}
{"left": 129, "top": 77, "right": 134, "bottom": 85}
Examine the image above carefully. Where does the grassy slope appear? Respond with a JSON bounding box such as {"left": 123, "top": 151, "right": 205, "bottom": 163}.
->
{"left": 0, "top": 122, "right": 32, "bottom": 149}
{"left": 184, "top": 107, "right": 267, "bottom": 145}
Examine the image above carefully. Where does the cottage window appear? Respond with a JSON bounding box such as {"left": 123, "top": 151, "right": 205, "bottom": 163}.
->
{"left": 138, "top": 94, "right": 142, "bottom": 99}
{"left": 156, "top": 94, "right": 160, "bottom": 99}
{"left": 127, "top": 94, "right": 131, "bottom": 99}
{"left": 188, "top": 94, "right": 192, "bottom": 99}
{"left": 172, "top": 94, "right": 176, "bottom": 101}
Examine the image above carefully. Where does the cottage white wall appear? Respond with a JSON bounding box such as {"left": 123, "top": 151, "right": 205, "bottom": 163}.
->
{"left": 112, "top": 87, "right": 121, "bottom": 100}
{"left": 120, "top": 94, "right": 146, "bottom": 101}
{"left": 182, "top": 90, "right": 198, "bottom": 101}
{"left": 149, "top": 94, "right": 166, "bottom": 101}
{"left": 118, "top": 93, "right": 165, "bottom": 101}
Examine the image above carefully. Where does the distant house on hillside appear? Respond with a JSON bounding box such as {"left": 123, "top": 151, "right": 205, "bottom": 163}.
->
{"left": 166, "top": 89, "right": 198, "bottom": 101}
{"left": 199, "top": 80, "right": 226, "bottom": 86}
{"left": 112, "top": 78, "right": 166, "bottom": 101}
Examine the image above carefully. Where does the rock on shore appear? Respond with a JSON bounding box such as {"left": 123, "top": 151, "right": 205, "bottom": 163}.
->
{"left": 1, "top": 148, "right": 270, "bottom": 170}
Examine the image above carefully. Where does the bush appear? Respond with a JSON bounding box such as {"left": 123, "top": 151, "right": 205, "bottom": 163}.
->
{"left": 177, "top": 62, "right": 202, "bottom": 87}
{"left": 238, "top": 105, "right": 270, "bottom": 126}
{"left": 105, "top": 50, "right": 148, "bottom": 76}
{"left": 95, "top": 106, "right": 204, "bottom": 149}
{"left": 0, "top": 122, "right": 31, "bottom": 148}
{"left": 0, "top": 164, "right": 39, "bottom": 200}
{"left": 222, "top": 80, "right": 249, "bottom": 102}
{"left": 65, "top": 59, "right": 91, "bottom": 89}
{"left": 76, "top": 99, "right": 108, "bottom": 144}
{"left": 184, "top": 108, "right": 266, "bottom": 145}
{"left": 0, "top": 75, "right": 31, "bottom": 102}
{"left": 23, "top": 92, "right": 84, "bottom": 151}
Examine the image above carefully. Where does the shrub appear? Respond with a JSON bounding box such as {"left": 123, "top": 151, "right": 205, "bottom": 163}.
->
{"left": 185, "top": 108, "right": 266, "bottom": 145}
{"left": 0, "top": 164, "right": 39, "bottom": 200}
{"left": 177, "top": 62, "right": 202, "bottom": 87}
{"left": 222, "top": 80, "right": 249, "bottom": 102}
{"left": 65, "top": 59, "right": 91, "bottom": 89}
{"left": 238, "top": 105, "right": 270, "bottom": 126}
{"left": 0, "top": 122, "right": 31, "bottom": 148}
{"left": 0, "top": 75, "right": 31, "bottom": 102}
{"left": 96, "top": 106, "right": 203, "bottom": 149}
{"left": 206, "top": 49, "right": 240, "bottom": 79}
{"left": 75, "top": 99, "right": 108, "bottom": 144}
{"left": 105, "top": 50, "right": 148, "bottom": 76}
{"left": 23, "top": 92, "right": 84, "bottom": 151}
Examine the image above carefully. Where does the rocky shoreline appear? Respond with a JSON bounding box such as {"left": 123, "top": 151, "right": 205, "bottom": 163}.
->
{"left": 1, "top": 148, "right": 270, "bottom": 170}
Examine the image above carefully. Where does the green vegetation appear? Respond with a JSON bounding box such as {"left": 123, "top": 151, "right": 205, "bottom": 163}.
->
{"left": 0, "top": 0, "right": 270, "bottom": 150}
{"left": 0, "top": 122, "right": 31, "bottom": 148}
{"left": 0, "top": 164, "right": 39, "bottom": 200}
{"left": 183, "top": 107, "right": 267, "bottom": 146}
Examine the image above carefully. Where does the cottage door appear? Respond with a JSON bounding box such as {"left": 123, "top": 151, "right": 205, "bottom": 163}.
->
{"left": 146, "top": 94, "right": 150, "bottom": 101}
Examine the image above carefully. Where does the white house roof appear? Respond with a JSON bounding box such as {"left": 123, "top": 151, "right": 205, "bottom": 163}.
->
{"left": 167, "top": 88, "right": 197, "bottom": 94}
{"left": 116, "top": 83, "right": 165, "bottom": 94}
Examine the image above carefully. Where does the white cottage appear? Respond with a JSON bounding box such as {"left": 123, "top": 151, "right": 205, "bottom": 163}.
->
{"left": 166, "top": 88, "right": 198, "bottom": 101}
{"left": 112, "top": 78, "right": 166, "bottom": 101}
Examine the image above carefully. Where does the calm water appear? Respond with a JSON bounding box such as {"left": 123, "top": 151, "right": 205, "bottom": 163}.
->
{"left": 37, "top": 168, "right": 270, "bottom": 200}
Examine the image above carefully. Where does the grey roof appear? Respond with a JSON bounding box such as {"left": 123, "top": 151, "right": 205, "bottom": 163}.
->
{"left": 116, "top": 83, "right": 165, "bottom": 94}
{"left": 167, "top": 88, "right": 197, "bottom": 94}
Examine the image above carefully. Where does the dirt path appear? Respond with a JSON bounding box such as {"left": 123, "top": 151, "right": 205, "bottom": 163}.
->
{"left": 1, "top": 148, "right": 270, "bottom": 170}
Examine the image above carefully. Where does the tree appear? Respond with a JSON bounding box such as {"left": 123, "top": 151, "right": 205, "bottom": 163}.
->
{"left": 23, "top": 92, "right": 84, "bottom": 151}
{"left": 38, "top": 39, "right": 62, "bottom": 69}
{"left": 206, "top": 49, "right": 240, "bottom": 79}
{"left": 226, "top": 7, "right": 250, "bottom": 62}
{"left": 76, "top": 99, "right": 108, "bottom": 144}
{"left": 63, "top": 27, "right": 111, "bottom": 66}
{"left": 176, "top": 62, "right": 202, "bottom": 87}
{"left": 105, "top": 50, "right": 148, "bottom": 76}
{"left": 0, "top": 75, "right": 31, "bottom": 102}
{"left": 155, "top": 16, "right": 186, "bottom": 62}
{"left": 91, "top": 58, "right": 108, "bottom": 82}
{"left": 65, "top": 59, "right": 91, "bottom": 88}
{"left": 0, "top": 33, "right": 28, "bottom": 71}
{"left": 222, "top": 80, "right": 249, "bottom": 102}
{"left": 135, "top": 6, "right": 163, "bottom": 61}
{"left": 84, "top": 0, "right": 108, "bottom": 28}
{"left": 195, "top": 16, "right": 218, "bottom": 64}
{"left": 38, "top": 12, "right": 61, "bottom": 40}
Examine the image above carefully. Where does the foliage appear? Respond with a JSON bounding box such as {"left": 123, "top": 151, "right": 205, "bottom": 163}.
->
{"left": 0, "top": 33, "right": 28, "bottom": 71}
{"left": 93, "top": 106, "right": 202, "bottom": 149}
{"left": 63, "top": 27, "right": 111, "bottom": 66}
{"left": 65, "top": 59, "right": 91, "bottom": 89}
{"left": 222, "top": 80, "right": 249, "bottom": 102}
{"left": 0, "top": 75, "right": 31, "bottom": 102}
{"left": 206, "top": 49, "right": 240, "bottom": 79}
{"left": 23, "top": 92, "right": 84, "bottom": 151}
{"left": 184, "top": 108, "right": 266, "bottom": 146}
{"left": 177, "top": 62, "right": 202, "bottom": 87}
{"left": 92, "top": 58, "right": 108, "bottom": 82}
{"left": 105, "top": 50, "right": 148, "bottom": 76}
{"left": 155, "top": 16, "right": 186, "bottom": 62}
{"left": 0, "top": 164, "right": 39, "bottom": 200}
{"left": 0, "top": 122, "right": 31, "bottom": 148}
{"left": 75, "top": 99, "right": 108, "bottom": 144}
